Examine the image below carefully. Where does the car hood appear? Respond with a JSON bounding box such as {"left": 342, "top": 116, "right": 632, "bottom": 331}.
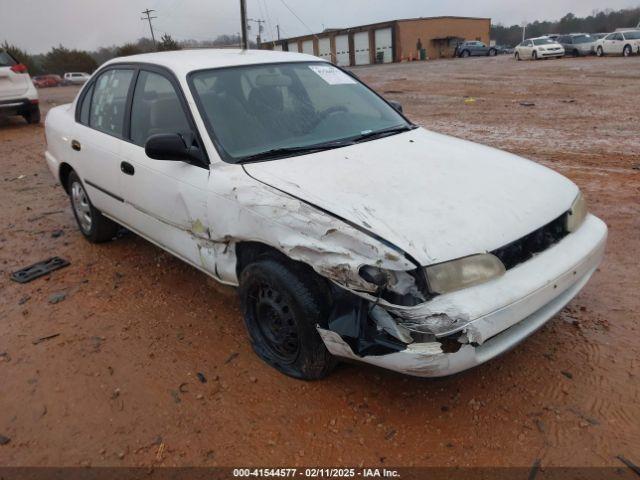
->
{"left": 243, "top": 128, "right": 578, "bottom": 266}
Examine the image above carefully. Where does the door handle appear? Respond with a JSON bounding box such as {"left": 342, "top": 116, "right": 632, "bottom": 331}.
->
{"left": 71, "top": 140, "right": 81, "bottom": 151}
{"left": 120, "top": 161, "right": 135, "bottom": 176}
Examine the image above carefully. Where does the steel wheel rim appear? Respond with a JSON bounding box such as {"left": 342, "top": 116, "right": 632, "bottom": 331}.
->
{"left": 250, "top": 281, "right": 299, "bottom": 363}
{"left": 71, "top": 181, "right": 92, "bottom": 233}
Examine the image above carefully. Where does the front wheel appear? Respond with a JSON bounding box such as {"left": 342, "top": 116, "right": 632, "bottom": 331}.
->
{"left": 488, "top": 48, "right": 497, "bottom": 56}
{"left": 68, "top": 171, "right": 119, "bottom": 243}
{"left": 596, "top": 46, "right": 604, "bottom": 57}
{"left": 239, "top": 257, "right": 337, "bottom": 380}
{"left": 515, "top": 52, "right": 521, "bottom": 61}
{"left": 623, "top": 45, "right": 632, "bottom": 57}
{"left": 532, "top": 50, "right": 538, "bottom": 60}
{"left": 460, "top": 50, "right": 470, "bottom": 58}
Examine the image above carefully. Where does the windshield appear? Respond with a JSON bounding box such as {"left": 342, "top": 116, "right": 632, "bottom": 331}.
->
{"left": 572, "top": 35, "right": 594, "bottom": 43}
{"left": 189, "top": 62, "right": 410, "bottom": 163}
{"left": 533, "top": 38, "right": 556, "bottom": 45}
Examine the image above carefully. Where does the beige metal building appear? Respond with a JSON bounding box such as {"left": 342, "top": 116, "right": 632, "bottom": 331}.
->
{"left": 261, "top": 16, "right": 491, "bottom": 66}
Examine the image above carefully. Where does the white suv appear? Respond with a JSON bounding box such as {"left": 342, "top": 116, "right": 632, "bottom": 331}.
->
{"left": 63, "top": 72, "right": 91, "bottom": 85}
{"left": 0, "top": 49, "right": 40, "bottom": 124}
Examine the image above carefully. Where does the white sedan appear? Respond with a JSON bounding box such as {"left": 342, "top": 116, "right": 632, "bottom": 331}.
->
{"left": 595, "top": 31, "right": 640, "bottom": 57}
{"left": 44, "top": 50, "right": 607, "bottom": 379}
{"left": 515, "top": 37, "right": 565, "bottom": 60}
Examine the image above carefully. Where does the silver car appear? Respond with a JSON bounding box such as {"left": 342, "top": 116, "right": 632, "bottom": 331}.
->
{"left": 556, "top": 34, "right": 597, "bottom": 56}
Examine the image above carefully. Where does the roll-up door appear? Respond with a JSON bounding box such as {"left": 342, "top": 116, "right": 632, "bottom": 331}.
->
{"left": 335, "top": 34, "right": 350, "bottom": 66}
{"left": 374, "top": 28, "right": 393, "bottom": 63}
{"left": 318, "top": 37, "right": 331, "bottom": 61}
{"left": 354, "top": 31, "right": 371, "bottom": 65}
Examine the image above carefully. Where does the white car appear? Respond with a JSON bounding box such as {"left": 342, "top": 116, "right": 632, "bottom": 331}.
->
{"left": 63, "top": 72, "right": 91, "bottom": 85}
{"left": 0, "top": 49, "right": 40, "bottom": 123}
{"left": 595, "top": 31, "right": 640, "bottom": 57}
{"left": 44, "top": 50, "right": 607, "bottom": 379}
{"left": 515, "top": 37, "right": 565, "bottom": 60}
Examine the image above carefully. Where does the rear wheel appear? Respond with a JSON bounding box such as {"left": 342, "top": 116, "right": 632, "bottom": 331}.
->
{"left": 239, "top": 257, "right": 337, "bottom": 380}
{"left": 67, "top": 171, "right": 119, "bottom": 243}
{"left": 23, "top": 106, "right": 40, "bottom": 124}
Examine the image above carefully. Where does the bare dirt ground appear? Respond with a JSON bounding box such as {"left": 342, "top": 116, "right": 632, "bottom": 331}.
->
{"left": 0, "top": 56, "right": 638, "bottom": 469}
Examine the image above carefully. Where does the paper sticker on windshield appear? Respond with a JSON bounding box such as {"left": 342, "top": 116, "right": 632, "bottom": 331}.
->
{"left": 308, "top": 65, "right": 356, "bottom": 85}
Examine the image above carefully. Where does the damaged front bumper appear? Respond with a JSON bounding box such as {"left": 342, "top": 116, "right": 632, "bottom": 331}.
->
{"left": 317, "top": 214, "right": 607, "bottom": 377}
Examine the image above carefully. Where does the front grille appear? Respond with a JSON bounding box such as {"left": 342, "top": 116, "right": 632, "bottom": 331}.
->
{"left": 492, "top": 213, "right": 569, "bottom": 270}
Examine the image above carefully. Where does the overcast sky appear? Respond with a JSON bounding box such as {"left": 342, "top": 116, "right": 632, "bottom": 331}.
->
{"left": 1, "top": 0, "right": 639, "bottom": 53}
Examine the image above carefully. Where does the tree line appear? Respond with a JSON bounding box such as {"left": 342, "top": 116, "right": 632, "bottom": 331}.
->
{"left": 492, "top": 7, "right": 640, "bottom": 46}
{"left": 1, "top": 33, "right": 254, "bottom": 76}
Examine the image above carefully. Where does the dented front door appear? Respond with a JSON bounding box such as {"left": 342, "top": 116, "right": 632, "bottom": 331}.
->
{"left": 116, "top": 68, "right": 215, "bottom": 274}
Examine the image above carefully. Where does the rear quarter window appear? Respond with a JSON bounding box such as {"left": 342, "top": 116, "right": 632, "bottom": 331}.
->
{"left": 0, "top": 51, "right": 17, "bottom": 67}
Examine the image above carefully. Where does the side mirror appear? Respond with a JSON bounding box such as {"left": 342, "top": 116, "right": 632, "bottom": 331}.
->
{"left": 388, "top": 100, "right": 403, "bottom": 113}
{"left": 145, "top": 133, "right": 203, "bottom": 163}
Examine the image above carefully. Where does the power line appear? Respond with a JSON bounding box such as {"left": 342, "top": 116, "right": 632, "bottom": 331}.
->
{"left": 141, "top": 9, "right": 158, "bottom": 49}
{"left": 278, "top": 0, "right": 318, "bottom": 39}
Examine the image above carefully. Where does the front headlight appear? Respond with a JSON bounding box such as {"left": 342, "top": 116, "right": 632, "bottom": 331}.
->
{"left": 566, "top": 191, "right": 587, "bottom": 232}
{"left": 425, "top": 254, "right": 506, "bottom": 295}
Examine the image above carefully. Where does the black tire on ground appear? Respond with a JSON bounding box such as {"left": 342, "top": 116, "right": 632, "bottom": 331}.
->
{"left": 23, "top": 106, "right": 40, "bottom": 124}
{"left": 573, "top": 49, "right": 580, "bottom": 57}
{"left": 515, "top": 52, "right": 520, "bottom": 61}
{"left": 238, "top": 257, "right": 338, "bottom": 380}
{"left": 488, "top": 48, "right": 497, "bottom": 56}
{"left": 596, "top": 46, "right": 604, "bottom": 57}
{"left": 67, "top": 171, "right": 119, "bottom": 243}
{"left": 461, "top": 50, "right": 470, "bottom": 58}
{"left": 623, "top": 45, "right": 632, "bottom": 57}
{"left": 532, "top": 51, "right": 538, "bottom": 60}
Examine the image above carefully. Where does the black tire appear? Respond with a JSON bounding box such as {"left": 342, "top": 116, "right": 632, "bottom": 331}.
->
{"left": 238, "top": 257, "right": 337, "bottom": 380}
{"left": 23, "top": 106, "right": 40, "bottom": 124}
{"left": 460, "top": 50, "right": 470, "bottom": 58}
{"left": 67, "top": 171, "right": 119, "bottom": 243}
{"left": 573, "top": 49, "right": 580, "bottom": 57}
{"left": 623, "top": 45, "right": 632, "bottom": 57}
{"left": 515, "top": 52, "right": 521, "bottom": 61}
{"left": 488, "top": 48, "right": 497, "bottom": 56}
{"left": 596, "top": 46, "right": 604, "bottom": 57}
{"left": 532, "top": 50, "right": 538, "bottom": 60}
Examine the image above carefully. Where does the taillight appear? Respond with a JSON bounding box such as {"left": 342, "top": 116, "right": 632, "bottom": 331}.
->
{"left": 10, "top": 63, "right": 28, "bottom": 74}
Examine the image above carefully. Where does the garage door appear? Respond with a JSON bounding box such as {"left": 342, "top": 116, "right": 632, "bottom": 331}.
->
{"left": 273, "top": 44, "right": 283, "bottom": 51}
{"left": 318, "top": 37, "right": 331, "bottom": 61}
{"left": 354, "top": 31, "right": 370, "bottom": 65}
{"left": 302, "top": 39, "right": 314, "bottom": 55}
{"left": 374, "top": 28, "right": 393, "bottom": 63}
{"left": 287, "top": 41, "right": 299, "bottom": 53}
{"left": 335, "top": 34, "right": 350, "bottom": 66}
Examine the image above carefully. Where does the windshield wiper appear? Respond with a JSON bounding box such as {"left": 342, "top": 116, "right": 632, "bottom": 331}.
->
{"left": 350, "top": 124, "right": 417, "bottom": 143}
{"left": 238, "top": 140, "right": 354, "bottom": 163}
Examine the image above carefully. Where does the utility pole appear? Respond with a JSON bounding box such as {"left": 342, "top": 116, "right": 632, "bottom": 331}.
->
{"left": 247, "top": 18, "right": 266, "bottom": 47}
{"left": 240, "top": 0, "right": 248, "bottom": 49}
{"left": 277, "top": 24, "right": 281, "bottom": 41}
{"left": 141, "top": 9, "right": 157, "bottom": 49}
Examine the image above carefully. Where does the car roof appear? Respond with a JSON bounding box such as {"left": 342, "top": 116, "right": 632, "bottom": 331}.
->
{"left": 102, "top": 48, "right": 325, "bottom": 77}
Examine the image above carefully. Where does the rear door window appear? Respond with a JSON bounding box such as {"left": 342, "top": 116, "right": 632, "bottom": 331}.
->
{"left": 89, "top": 69, "right": 134, "bottom": 137}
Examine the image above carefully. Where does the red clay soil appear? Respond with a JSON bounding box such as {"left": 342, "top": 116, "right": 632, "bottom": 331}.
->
{"left": 0, "top": 55, "right": 638, "bottom": 468}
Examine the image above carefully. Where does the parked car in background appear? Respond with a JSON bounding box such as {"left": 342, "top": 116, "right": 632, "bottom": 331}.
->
{"left": 595, "top": 31, "right": 640, "bottom": 57}
{"left": 63, "top": 72, "right": 91, "bottom": 85}
{"left": 455, "top": 41, "right": 498, "bottom": 58}
{"left": 556, "top": 34, "right": 597, "bottom": 56}
{"left": 33, "top": 74, "right": 63, "bottom": 88}
{"left": 494, "top": 44, "right": 515, "bottom": 55}
{"left": 44, "top": 49, "right": 607, "bottom": 379}
{"left": 544, "top": 34, "right": 561, "bottom": 42}
{"left": 591, "top": 33, "right": 608, "bottom": 40}
{"left": 0, "top": 49, "right": 40, "bottom": 123}
{"left": 515, "top": 37, "right": 565, "bottom": 60}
